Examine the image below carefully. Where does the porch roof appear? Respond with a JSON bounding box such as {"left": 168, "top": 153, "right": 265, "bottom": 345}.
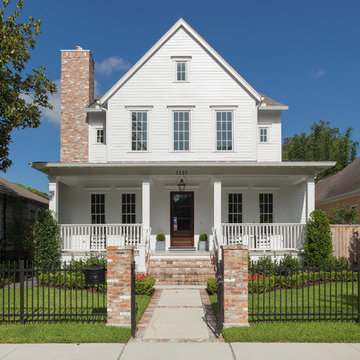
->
{"left": 30, "top": 161, "right": 335, "bottom": 177}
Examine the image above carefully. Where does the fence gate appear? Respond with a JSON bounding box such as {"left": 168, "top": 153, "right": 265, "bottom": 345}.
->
{"left": 131, "top": 261, "right": 138, "bottom": 337}
{"left": 216, "top": 259, "right": 224, "bottom": 335}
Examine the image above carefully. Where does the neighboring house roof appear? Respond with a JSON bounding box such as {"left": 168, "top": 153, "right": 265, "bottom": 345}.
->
{"left": 316, "top": 157, "right": 360, "bottom": 204}
{"left": 98, "top": 18, "right": 262, "bottom": 105}
{"left": 0, "top": 177, "right": 49, "bottom": 205}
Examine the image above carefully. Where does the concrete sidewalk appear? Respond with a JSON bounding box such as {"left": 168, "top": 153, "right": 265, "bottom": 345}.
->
{"left": 0, "top": 343, "right": 359, "bottom": 360}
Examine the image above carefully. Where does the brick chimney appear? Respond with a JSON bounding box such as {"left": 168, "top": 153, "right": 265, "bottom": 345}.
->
{"left": 60, "top": 46, "right": 95, "bottom": 162}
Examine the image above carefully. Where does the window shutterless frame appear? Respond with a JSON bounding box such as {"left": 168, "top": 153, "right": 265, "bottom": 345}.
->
{"left": 173, "top": 110, "right": 191, "bottom": 151}
{"left": 172, "top": 58, "right": 191, "bottom": 82}
{"left": 259, "top": 127, "right": 269, "bottom": 143}
{"left": 129, "top": 111, "right": 149, "bottom": 152}
{"left": 214, "top": 110, "right": 234, "bottom": 151}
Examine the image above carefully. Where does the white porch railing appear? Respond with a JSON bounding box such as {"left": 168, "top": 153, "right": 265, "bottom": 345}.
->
{"left": 222, "top": 223, "right": 305, "bottom": 251}
{"left": 60, "top": 224, "right": 143, "bottom": 251}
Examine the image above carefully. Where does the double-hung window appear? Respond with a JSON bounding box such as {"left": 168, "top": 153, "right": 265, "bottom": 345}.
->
{"left": 91, "top": 194, "right": 105, "bottom": 224}
{"left": 173, "top": 111, "right": 190, "bottom": 151}
{"left": 259, "top": 127, "right": 268, "bottom": 143}
{"left": 216, "top": 111, "right": 233, "bottom": 151}
{"left": 122, "top": 194, "right": 136, "bottom": 224}
{"left": 228, "top": 193, "right": 242, "bottom": 223}
{"left": 176, "top": 61, "right": 187, "bottom": 81}
{"left": 131, "top": 112, "right": 147, "bottom": 151}
{"left": 96, "top": 129, "right": 104, "bottom": 144}
{"left": 259, "top": 193, "right": 273, "bottom": 223}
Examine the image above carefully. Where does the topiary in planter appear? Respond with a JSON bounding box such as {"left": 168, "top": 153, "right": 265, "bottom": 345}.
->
{"left": 198, "top": 233, "right": 208, "bottom": 251}
{"left": 156, "top": 233, "right": 166, "bottom": 251}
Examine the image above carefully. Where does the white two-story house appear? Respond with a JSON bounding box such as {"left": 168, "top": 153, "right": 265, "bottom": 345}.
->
{"left": 32, "top": 19, "right": 333, "bottom": 272}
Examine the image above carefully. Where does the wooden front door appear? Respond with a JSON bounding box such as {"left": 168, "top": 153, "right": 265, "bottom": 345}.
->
{"left": 170, "top": 192, "right": 194, "bottom": 247}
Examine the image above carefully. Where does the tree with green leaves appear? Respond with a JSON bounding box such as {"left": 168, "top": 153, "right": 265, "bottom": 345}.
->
{"left": 0, "top": 0, "right": 57, "bottom": 171}
{"left": 7, "top": 199, "right": 33, "bottom": 261}
{"left": 303, "top": 210, "right": 333, "bottom": 265}
{"left": 282, "top": 121, "right": 358, "bottom": 181}
{"left": 33, "top": 209, "right": 60, "bottom": 268}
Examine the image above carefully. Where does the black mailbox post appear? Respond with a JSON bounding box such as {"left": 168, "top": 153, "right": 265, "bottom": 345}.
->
{"left": 84, "top": 264, "right": 106, "bottom": 285}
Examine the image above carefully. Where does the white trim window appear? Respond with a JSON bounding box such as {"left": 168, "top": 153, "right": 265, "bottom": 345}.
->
{"left": 176, "top": 61, "right": 187, "bottom": 81}
{"left": 173, "top": 111, "right": 190, "bottom": 151}
{"left": 131, "top": 112, "right": 147, "bottom": 151}
{"left": 259, "top": 127, "right": 268, "bottom": 143}
{"left": 259, "top": 193, "right": 273, "bottom": 223}
{"left": 228, "top": 193, "right": 242, "bottom": 223}
{"left": 216, "top": 111, "right": 233, "bottom": 151}
{"left": 91, "top": 194, "right": 105, "bottom": 224}
{"left": 122, "top": 193, "right": 136, "bottom": 224}
{"left": 96, "top": 129, "right": 104, "bottom": 144}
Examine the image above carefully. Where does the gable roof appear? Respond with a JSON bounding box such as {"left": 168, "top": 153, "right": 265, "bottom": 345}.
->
{"left": 316, "top": 157, "right": 360, "bottom": 204}
{"left": 99, "top": 18, "right": 262, "bottom": 105}
{"left": 259, "top": 93, "right": 288, "bottom": 110}
{"left": 0, "top": 177, "right": 48, "bottom": 205}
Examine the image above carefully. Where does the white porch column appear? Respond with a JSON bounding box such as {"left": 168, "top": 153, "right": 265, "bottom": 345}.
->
{"left": 48, "top": 176, "right": 59, "bottom": 219}
{"left": 139, "top": 178, "right": 150, "bottom": 273}
{"left": 213, "top": 177, "right": 222, "bottom": 243}
{"left": 306, "top": 175, "right": 315, "bottom": 220}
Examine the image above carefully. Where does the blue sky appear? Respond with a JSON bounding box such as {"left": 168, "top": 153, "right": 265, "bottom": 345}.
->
{"left": 3, "top": 0, "right": 360, "bottom": 193}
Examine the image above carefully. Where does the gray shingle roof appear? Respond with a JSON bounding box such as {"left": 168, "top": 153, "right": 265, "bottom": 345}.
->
{"left": 315, "top": 157, "right": 360, "bottom": 203}
{"left": 259, "top": 93, "right": 287, "bottom": 108}
{"left": 0, "top": 177, "right": 49, "bottom": 205}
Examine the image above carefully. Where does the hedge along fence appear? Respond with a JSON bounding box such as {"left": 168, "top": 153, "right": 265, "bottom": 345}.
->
{"left": 208, "top": 262, "right": 360, "bottom": 322}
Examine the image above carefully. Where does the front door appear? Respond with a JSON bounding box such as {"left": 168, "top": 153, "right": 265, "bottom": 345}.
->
{"left": 170, "top": 192, "right": 194, "bottom": 247}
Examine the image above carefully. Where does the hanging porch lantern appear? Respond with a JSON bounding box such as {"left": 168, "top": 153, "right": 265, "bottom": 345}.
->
{"left": 176, "top": 176, "right": 187, "bottom": 192}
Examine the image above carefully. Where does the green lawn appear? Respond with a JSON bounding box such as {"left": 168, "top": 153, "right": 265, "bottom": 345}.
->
{"left": 210, "top": 282, "right": 359, "bottom": 321}
{"left": 0, "top": 323, "right": 131, "bottom": 343}
{"left": 223, "top": 322, "right": 360, "bottom": 343}
{"left": 0, "top": 286, "right": 150, "bottom": 324}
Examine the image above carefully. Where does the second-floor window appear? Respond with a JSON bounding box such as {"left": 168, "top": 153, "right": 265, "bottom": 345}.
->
{"left": 176, "top": 61, "right": 187, "bottom": 81}
{"left": 132, "top": 112, "right": 147, "bottom": 151}
{"left": 216, "top": 111, "right": 233, "bottom": 151}
{"left": 96, "top": 129, "right": 104, "bottom": 144}
{"left": 173, "top": 111, "right": 190, "bottom": 151}
{"left": 259, "top": 127, "right": 268, "bottom": 143}
{"left": 259, "top": 193, "right": 273, "bottom": 223}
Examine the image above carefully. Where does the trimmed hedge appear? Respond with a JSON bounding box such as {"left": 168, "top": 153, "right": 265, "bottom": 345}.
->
{"left": 208, "top": 270, "right": 358, "bottom": 295}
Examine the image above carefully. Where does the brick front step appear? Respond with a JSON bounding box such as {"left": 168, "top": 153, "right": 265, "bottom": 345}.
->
{"left": 148, "top": 257, "right": 215, "bottom": 285}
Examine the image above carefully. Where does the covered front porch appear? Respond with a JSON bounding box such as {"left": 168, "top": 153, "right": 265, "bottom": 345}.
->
{"left": 34, "top": 161, "right": 332, "bottom": 270}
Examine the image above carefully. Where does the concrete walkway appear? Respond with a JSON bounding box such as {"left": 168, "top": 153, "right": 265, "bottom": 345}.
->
{"left": 0, "top": 343, "right": 359, "bottom": 360}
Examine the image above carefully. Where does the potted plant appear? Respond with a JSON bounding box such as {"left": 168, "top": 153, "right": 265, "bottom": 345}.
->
{"left": 198, "top": 233, "right": 208, "bottom": 251}
{"left": 155, "top": 233, "right": 166, "bottom": 251}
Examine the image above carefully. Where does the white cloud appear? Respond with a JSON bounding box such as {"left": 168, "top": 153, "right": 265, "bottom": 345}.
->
{"left": 41, "top": 79, "right": 61, "bottom": 125}
{"left": 95, "top": 79, "right": 101, "bottom": 98}
{"left": 310, "top": 69, "right": 326, "bottom": 78}
{"left": 96, "top": 56, "right": 131, "bottom": 75}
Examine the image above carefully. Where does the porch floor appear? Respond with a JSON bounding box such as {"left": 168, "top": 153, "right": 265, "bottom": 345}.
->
{"left": 151, "top": 251, "right": 210, "bottom": 258}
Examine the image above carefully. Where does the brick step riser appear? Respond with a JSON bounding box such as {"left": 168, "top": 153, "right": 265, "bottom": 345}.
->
{"left": 148, "top": 258, "right": 215, "bottom": 285}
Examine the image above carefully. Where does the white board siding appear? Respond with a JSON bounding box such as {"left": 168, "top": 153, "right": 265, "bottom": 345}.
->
{"left": 257, "top": 110, "right": 282, "bottom": 162}
{"left": 106, "top": 28, "right": 258, "bottom": 162}
{"left": 88, "top": 113, "right": 106, "bottom": 162}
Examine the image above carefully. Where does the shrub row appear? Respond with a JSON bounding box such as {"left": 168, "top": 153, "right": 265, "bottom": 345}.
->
{"left": 207, "top": 270, "right": 358, "bottom": 295}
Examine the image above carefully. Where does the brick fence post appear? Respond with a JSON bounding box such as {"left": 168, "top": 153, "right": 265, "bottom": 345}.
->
{"left": 222, "top": 245, "right": 249, "bottom": 327}
{"left": 106, "top": 246, "right": 134, "bottom": 327}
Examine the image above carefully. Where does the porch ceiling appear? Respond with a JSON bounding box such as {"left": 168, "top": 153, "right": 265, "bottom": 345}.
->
{"left": 31, "top": 161, "right": 335, "bottom": 177}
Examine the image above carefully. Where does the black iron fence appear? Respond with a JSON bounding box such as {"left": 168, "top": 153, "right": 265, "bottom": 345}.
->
{"left": 216, "top": 259, "right": 224, "bottom": 335}
{"left": 0, "top": 260, "right": 107, "bottom": 323}
{"left": 248, "top": 261, "right": 360, "bottom": 322}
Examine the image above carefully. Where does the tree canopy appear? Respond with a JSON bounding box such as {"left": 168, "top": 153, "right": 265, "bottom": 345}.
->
{"left": 282, "top": 121, "right": 358, "bottom": 181}
{"left": 0, "top": 0, "right": 56, "bottom": 171}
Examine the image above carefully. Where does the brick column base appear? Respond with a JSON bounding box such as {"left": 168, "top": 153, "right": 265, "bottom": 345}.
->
{"left": 106, "top": 246, "right": 134, "bottom": 327}
{"left": 222, "top": 245, "right": 249, "bottom": 327}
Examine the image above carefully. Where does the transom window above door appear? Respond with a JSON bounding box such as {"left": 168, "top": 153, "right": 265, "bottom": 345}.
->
{"left": 216, "top": 111, "right": 233, "bottom": 151}
{"left": 131, "top": 112, "right": 147, "bottom": 151}
{"left": 173, "top": 111, "right": 190, "bottom": 151}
